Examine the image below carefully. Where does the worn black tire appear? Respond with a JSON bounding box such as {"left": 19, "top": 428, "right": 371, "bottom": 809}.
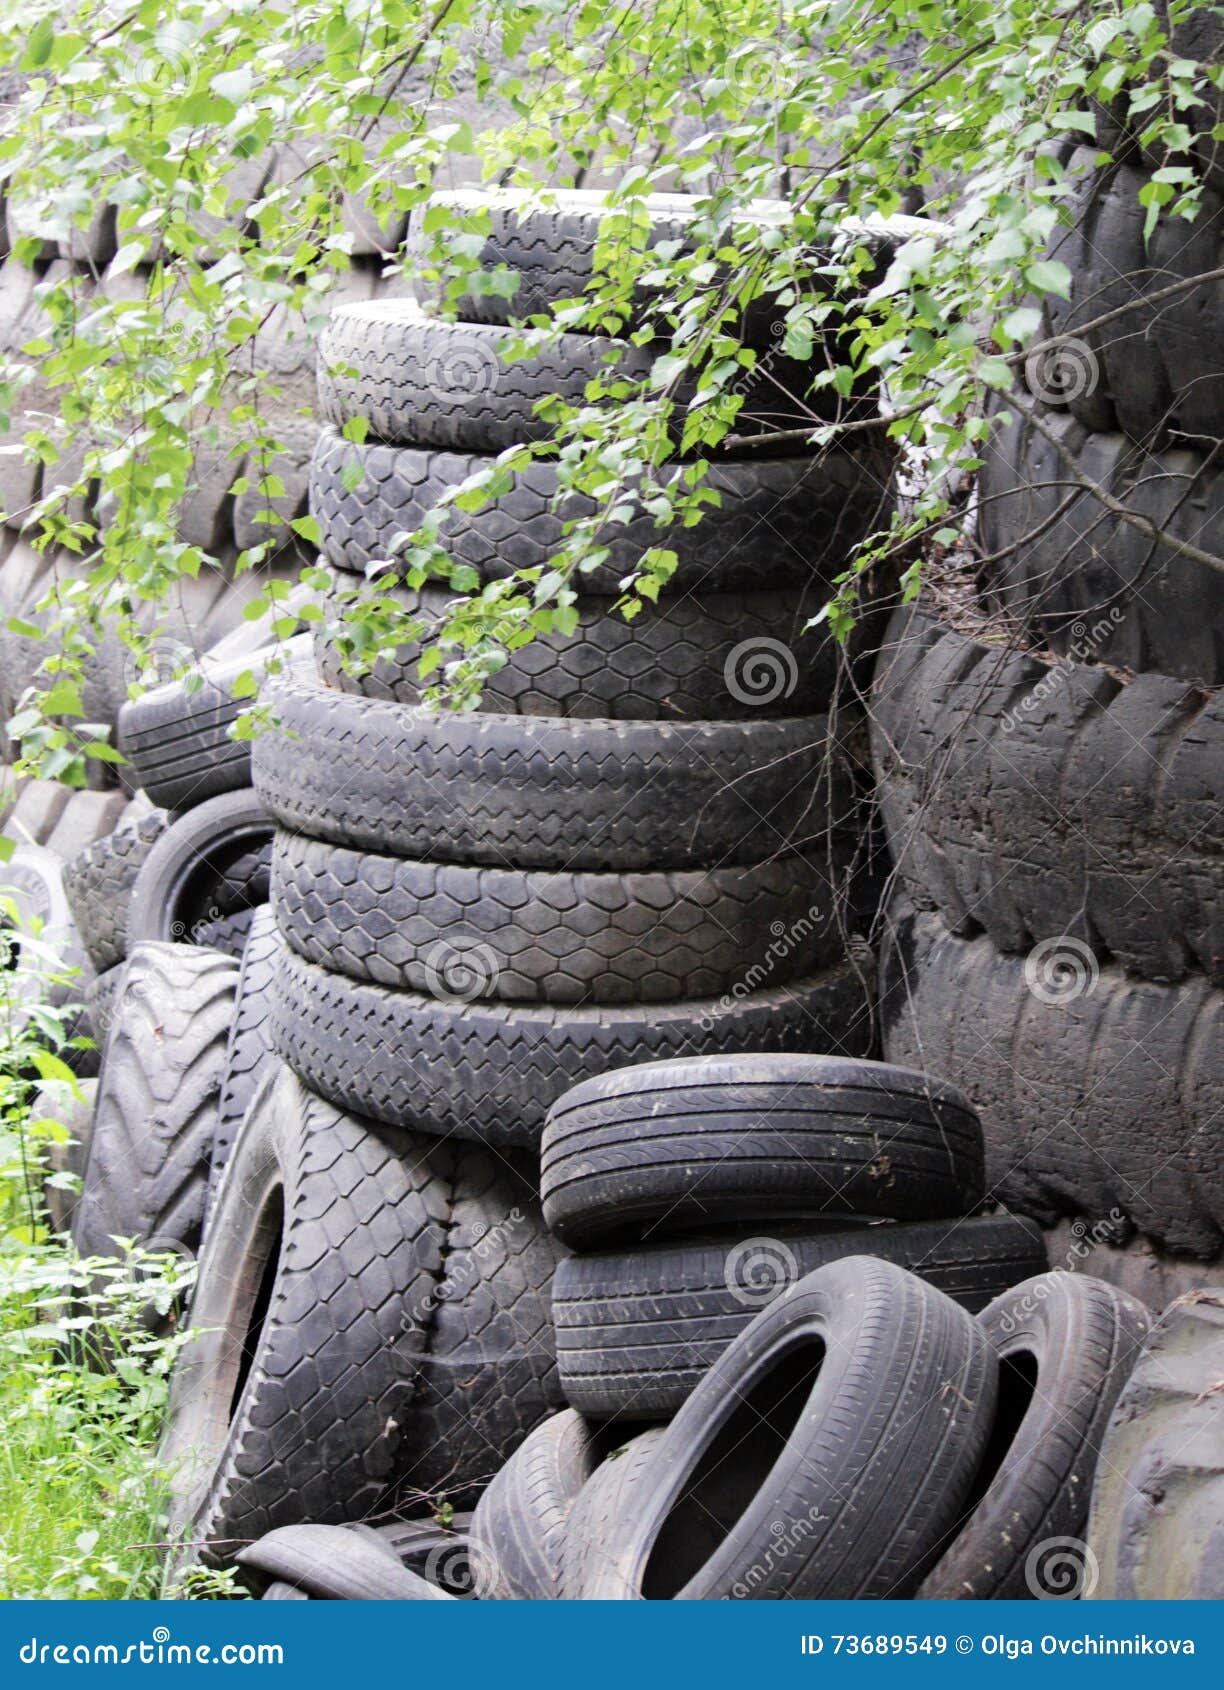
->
{"left": 1091, "top": 6, "right": 1224, "bottom": 197}
{"left": 252, "top": 664, "right": 854, "bottom": 872}
{"left": 61, "top": 804, "right": 169, "bottom": 973}
{"left": 871, "top": 603, "right": 1224, "bottom": 984}
{"left": 554, "top": 1214, "right": 1049, "bottom": 1421}
{"left": 117, "top": 637, "right": 309, "bottom": 811}
{"left": 161, "top": 1065, "right": 451, "bottom": 1554}
{"left": 976, "top": 404, "right": 1224, "bottom": 686}
{"left": 469, "top": 1410, "right": 603, "bottom": 1600}
{"left": 367, "top": 1515, "right": 477, "bottom": 1595}
{"left": 318, "top": 302, "right": 821, "bottom": 453}
{"left": 1036, "top": 147, "right": 1224, "bottom": 441}
{"left": 880, "top": 905, "right": 1224, "bottom": 1259}
{"left": 918, "top": 1272, "right": 1150, "bottom": 1599}
{"left": 260, "top": 1582, "right": 308, "bottom": 1600}
{"left": 559, "top": 1427, "right": 668, "bottom": 1600}
{"left": 206, "top": 906, "right": 279, "bottom": 1226}
{"left": 71, "top": 944, "right": 238, "bottom": 1260}
{"left": 195, "top": 904, "right": 259, "bottom": 959}
{"left": 271, "top": 831, "right": 850, "bottom": 1006}
{"left": 270, "top": 944, "right": 874, "bottom": 1151}
{"left": 404, "top": 189, "right": 895, "bottom": 346}
{"left": 541, "top": 1054, "right": 983, "bottom": 1249}
{"left": 1087, "top": 1287, "right": 1224, "bottom": 1599}
{"left": 314, "top": 581, "right": 848, "bottom": 719}
{"left": 310, "top": 427, "right": 893, "bottom": 594}
{"left": 579, "top": 1255, "right": 998, "bottom": 1599}
{"left": 125, "top": 789, "right": 272, "bottom": 952}
{"left": 235, "top": 1525, "right": 452, "bottom": 1601}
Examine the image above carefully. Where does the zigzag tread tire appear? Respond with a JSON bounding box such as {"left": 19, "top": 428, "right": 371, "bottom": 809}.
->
{"left": 61, "top": 804, "right": 169, "bottom": 973}
{"left": 871, "top": 603, "right": 1224, "bottom": 983}
{"left": 271, "top": 831, "right": 849, "bottom": 1004}
{"left": 206, "top": 906, "right": 279, "bottom": 1225}
{"left": 71, "top": 944, "right": 239, "bottom": 1258}
{"left": 269, "top": 944, "right": 875, "bottom": 1150}
{"left": 309, "top": 428, "right": 892, "bottom": 593}
{"left": 252, "top": 665, "right": 854, "bottom": 871}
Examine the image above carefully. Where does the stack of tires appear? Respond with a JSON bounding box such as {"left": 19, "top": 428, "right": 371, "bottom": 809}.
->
{"left": 873, "top": 124, "right": 1224, "bottom": 1281}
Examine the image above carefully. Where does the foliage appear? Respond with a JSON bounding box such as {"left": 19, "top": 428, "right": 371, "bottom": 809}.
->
{"left": 0, "top": 913, "right": 196, "bottom": 1598}
{"left": 0, "top": 0, "right": 1218, "bottom": 753}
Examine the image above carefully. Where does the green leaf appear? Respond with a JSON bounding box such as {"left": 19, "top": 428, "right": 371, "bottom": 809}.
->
{"left": 1024, "top": 260, "right": 1072, "bottom": 299}
{"left": 25, "top": 17, "right": 54, "bottom": 68}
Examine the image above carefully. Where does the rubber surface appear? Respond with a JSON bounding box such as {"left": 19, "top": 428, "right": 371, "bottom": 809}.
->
{"left": 269, "top": 944, "right": 875, "bottom": 1150}
{"left": 469, "top": 1410, "right": 602, "bottom": 1600}
{"left": 559, "top": 1427, "right": 668, "bottom": 1599}
{"left": 72, "top": 944, "right": 239, "bottom": 1259}
{"left": 918, "top": 1272, "right": 1150, "bottom": 1598}
{"left": 579, "top": 1256, "right": 998, "bottom": 1599}
{"left": 206, "top": 905, "right": 279, "bottom": 1227}
{"left": 125, "top": 789, "right": 272, "bottom": 953}
{"left": 541, "top": 1053, "right": 983, "bottom": 1248}
{"left": 317, "top": 301, "right": 821, "bottom": 453}
{"left": 880, "top": 905, "right": 1224, "bottom": 1259}
{"left": 271, "top": 830, "right": 850, "bottom": 1005}
{"left": 976, "top": 403, "right": 1224, "bottom": 686}
{"left": 871, "top": 602, "right": 1224, "bottom": 983}
{"left": 61, "top": 804, "right": 169, "bottom": 974}
{"left": 118, "top": 637, "right": 309, "bottom": 811}
{"left": 310, "top": 426, "right": 893, "bottom": 593}
{"left": 313, "top": 581, "right": 848, "bottom": 719}
{"left": 1087, "top": 1287, "right": 1224, "bottom": 1599}
{"left": 1038, "top": 147, "right": 1224, "bottom": 440}
{"left": 553, "top": 1215, "right": 1049, "bottom": 1420}
{"left": 252, "top": 663, "right": 855, "bottom": 871}
{"left": 236, "top": 1525, "right": 451, "bottom": 1601}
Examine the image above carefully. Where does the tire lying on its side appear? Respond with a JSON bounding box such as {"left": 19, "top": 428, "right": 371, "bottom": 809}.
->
{"left": 310, "top": 427, "right": 892, "bottom": 594}
{"left": 1086, "top": 1287, "right": 1224, "bottom": 1599}
{"left": 71, "top": 944, "right": 238, "bottom": 1261}
{"left": 313, "top": 581, "right": 851, "bottom": 719}
{"left": 560, "top": 1427, "right": 669, "bottom": 1600}
{"left": 553, "top": 1214, "right": 1049, "bottom": 1421}
{"left": 271, "top": 830, "right": 849, "bottom": 1005}
{"left": 871, "top": 602, "right": 1224, "bottom": 984}
{"left": 252, "top": 664, "right": 856, "bottom": 871}
{"left": 469, "top": 1409, "right": 605, "bottom": 1600}
{"left": 540, "top": 1053, "right": 984, "bottom": 1249}
{"left": 270, "top": 944, "right": 874, "bottom": 1151}
{"left": 1036, "top": 146, "right": 1224, "bottom": 441}
{"left": 161, "top": 1064, "right": 453, "bottom": 1555}
{"left": 125, "top": 788, "right": 272, "bottom": 953}
{"left": 317, "top": 302, "right": 829, "bottom": 455}
{"left": 976, "top": 404, "right": 1224, "bottom": 687}
{"left": 578, "top": 1256, "right": 998, "bottom": 1599}
{"left": 118, "top": 636, "right": 310, "bottom": 811}
{"left": 880, "top": 905, "right": 1224, "bottom": 1259}
{"left": 918, "top": 1272, "right": 1150, "bottom": 1599}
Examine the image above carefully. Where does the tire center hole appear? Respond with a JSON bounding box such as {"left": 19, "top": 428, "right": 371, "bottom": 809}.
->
{"left": 642, "top": 1340, "right": 825, "bottom": 1599}
{"left": 229, "top": 1187, "right": 284, "bottom": 1423}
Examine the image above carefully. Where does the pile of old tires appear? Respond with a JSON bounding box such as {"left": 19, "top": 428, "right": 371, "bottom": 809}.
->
{"left": 12, "top": 178, "right": 1219, "bottom": 1601}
